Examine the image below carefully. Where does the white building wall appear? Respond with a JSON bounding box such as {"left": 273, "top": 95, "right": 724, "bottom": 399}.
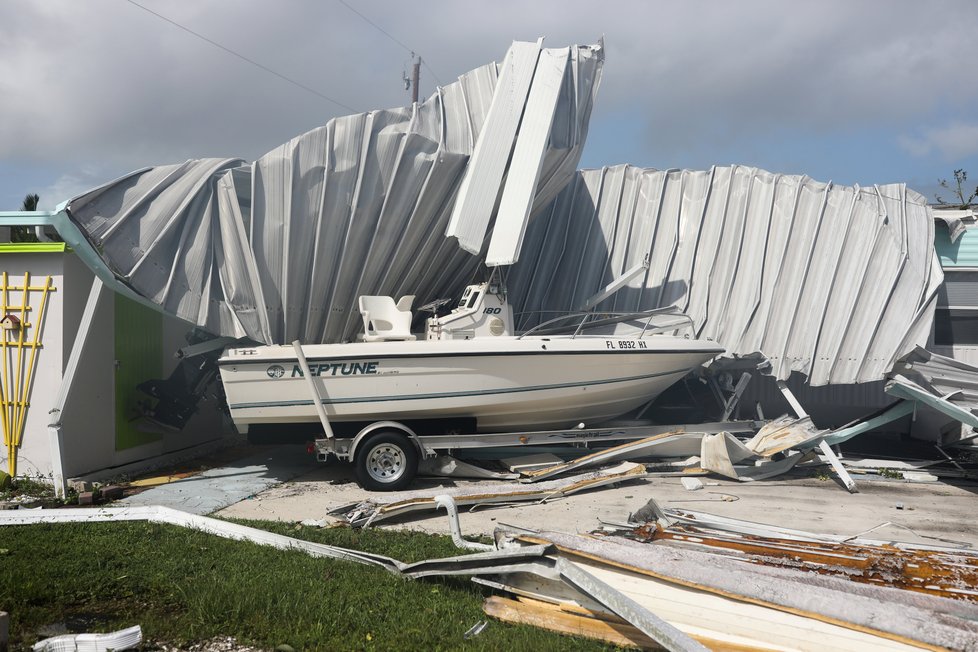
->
{"left": 2, "top": 252, "right": 66, "bottom": 478}
{"left": 2, "top": 250, "right": 233, "bottom": 481}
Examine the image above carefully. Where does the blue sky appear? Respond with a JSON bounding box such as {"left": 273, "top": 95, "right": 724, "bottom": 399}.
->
{"left": 2, "top": 0, "right": 976, "bottom": 211}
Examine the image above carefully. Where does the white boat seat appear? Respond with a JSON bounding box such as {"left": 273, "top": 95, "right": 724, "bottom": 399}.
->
{"left": 359, "top": 295, "right": 417, "bottom": 341}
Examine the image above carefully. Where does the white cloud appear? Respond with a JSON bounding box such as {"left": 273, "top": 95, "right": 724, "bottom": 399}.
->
{"left": 2, "top": 0, "right": 978, "bottom": 200}
{"left": 899, "top": 122, "right": 978, "bottom": 162}
{"left": 35, "top": 167, "right": 111, "bottom": 211}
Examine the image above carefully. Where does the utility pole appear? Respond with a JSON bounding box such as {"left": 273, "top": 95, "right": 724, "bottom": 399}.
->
{"left": 411, "top": 55, "right": 421, "bottom": 104}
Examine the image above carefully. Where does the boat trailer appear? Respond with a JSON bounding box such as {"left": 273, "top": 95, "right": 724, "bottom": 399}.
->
{"left": 312, "top": 418, "right": 761, "bottom": 491}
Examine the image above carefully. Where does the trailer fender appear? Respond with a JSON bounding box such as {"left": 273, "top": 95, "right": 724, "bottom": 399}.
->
{"left": 349, "top": 421, "right": 430, "bottom": 461}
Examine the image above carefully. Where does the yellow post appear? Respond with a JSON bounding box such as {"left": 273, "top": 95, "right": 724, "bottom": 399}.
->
{"left": 0, "top": 273, "right": 56, "bottom": 477}
{"left": 7, "top": 274, "right": 30, "bottom": 477}
{"left": 0, "top": 272, "right": 8, "bottom": 457}
{"left": 14, "top": 276, "right": 52, "bottom": 450}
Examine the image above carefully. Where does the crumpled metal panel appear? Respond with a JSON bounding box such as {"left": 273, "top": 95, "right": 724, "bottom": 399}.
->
{"left": 64, "top": 41, "right": 603, "bottom": 345}
{"left": 932, "top": 207, "right": 975, "bottom": 244}
{"left": 886, "top": 346, "right": 978, "bottom": 428}
{"left": 508, "top": 165, "right": 942, "bottom": 385}
{"left": 445, "top": 40, "right": 542, "bottom": 254}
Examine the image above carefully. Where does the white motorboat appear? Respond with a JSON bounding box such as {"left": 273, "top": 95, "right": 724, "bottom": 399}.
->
{"left": 218, "top": 282, "right": 724, "bottom": 434}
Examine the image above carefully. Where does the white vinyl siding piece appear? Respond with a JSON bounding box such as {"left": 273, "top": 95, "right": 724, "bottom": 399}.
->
{"left": 444, "top": 40, "right": 542, "bottom": 254}
{"left": 486, "top": 47, "right": 569, "bottom": 266}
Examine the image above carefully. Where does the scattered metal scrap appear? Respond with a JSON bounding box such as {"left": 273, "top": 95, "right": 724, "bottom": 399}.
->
{"left": 624, "top": 515, "right": 978, "bottom": 602}
{"left": 32, "top": 625, "right": 142, "bottom": 652}
{"left": 330, "top": 462, "right": 647, "bottom": 527}
{"left": 638, "top": 500, "right": 975, "bottom": 551}
{"left": 6, "top": 502, "right": 978, "bottom": 651}
{"left": 500, "top": 527, "right": 978, "bottom": 651}
{"left": 514, "top": 424, "right": 817, "bottom": 485}
{"left": 517, "top": 431, "right": 701, "bottom": 482}
{"left": 888, "top": 346, "right": 978, "bottom": 435}
{"left": 742, "top": 414, "right": 824, "bottom": 456}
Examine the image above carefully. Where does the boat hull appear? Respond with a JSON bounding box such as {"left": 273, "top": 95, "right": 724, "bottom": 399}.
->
{"left": 218, "top": 336, "right": 722, "bottom": 433}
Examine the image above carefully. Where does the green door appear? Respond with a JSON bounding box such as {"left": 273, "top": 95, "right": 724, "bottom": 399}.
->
{"left": 114, "top": 294, "right": 163, "bottom": 450}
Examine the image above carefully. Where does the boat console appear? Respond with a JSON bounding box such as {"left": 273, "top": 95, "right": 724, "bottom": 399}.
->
{"left": 425, "top": 282, "right": 514, "bottom": 341}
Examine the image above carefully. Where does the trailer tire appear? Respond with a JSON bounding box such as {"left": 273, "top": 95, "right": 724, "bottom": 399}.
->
{"left": 354, "top": 430, "right": 418, "bottom": 491}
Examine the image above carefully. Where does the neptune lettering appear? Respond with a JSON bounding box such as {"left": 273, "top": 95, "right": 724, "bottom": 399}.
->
{"left": 291, "top": 361, "right": 379, "bottom": 378}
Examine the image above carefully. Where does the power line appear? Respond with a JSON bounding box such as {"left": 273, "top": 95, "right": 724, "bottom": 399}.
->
{"left": 336, "top": 0, "right": 443, "bottom": 86}
{"left": 124, "top": 0, "right": 358, "bottom": 113}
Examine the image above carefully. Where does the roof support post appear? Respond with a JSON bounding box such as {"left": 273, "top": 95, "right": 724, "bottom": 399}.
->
{"left": 721, "top": 372, "right": 752, "bottom": 420}
{"left": 47, "top": 277, "right": 104, "bottom": 498}
{"left": 777, "top": 380, "right": 858, "bottom": 493}
{"left": 578, "top": 261, "right": 650, "bottom": 312}
{"left": 291, "top": 340, "right": 334, "bottom": 440}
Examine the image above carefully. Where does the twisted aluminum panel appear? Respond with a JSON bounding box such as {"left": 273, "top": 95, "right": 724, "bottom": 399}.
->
{"left": 64, "top": 41, "right": 604, "bottom": 345}
{"left": 508, "top": 165, "right": 942, "bottom": 385}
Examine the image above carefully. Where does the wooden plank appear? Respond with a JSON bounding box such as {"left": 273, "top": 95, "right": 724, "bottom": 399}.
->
{"left": 484, "top": 595, "right": 657, "bottom": 650}
{"left": 516, "top": 537, "right": 930, "bottom": 651}
{"left": 484, "top": 595, "right": 769, "bottom": 652}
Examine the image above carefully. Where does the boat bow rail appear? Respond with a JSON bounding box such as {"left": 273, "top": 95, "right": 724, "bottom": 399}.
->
{"left": 516, "top": 306, "right": 697, "bottom": 340}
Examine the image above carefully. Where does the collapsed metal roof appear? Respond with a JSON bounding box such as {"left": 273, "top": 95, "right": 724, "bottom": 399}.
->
{"left": 64, "top": 40, "right": 604, "bottom": 345}
{"left": 59, "top": 39, "right": 942, "bottom": 387}
{"left": 887, "top": 346, "right": 978, "bottom": 430}
{"left": 507, "top": 165, "right": 942, "bottom": 385}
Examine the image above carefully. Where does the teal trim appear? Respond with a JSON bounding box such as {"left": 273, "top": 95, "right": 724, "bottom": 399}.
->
{"left": 0, "top": 209, "right": 166, "bottom": 314}
{"left": 822, "top": 400, "right": 915, "bottom": 446}
{"left": 935, "top": 223, "right": 978, "bottom": 268}
{"left": 886, "top": 382, "right": 978, "bottom": 429}
{"left": 0, "top": 210, "right": 57, "bottom": 225}
{"left": 229, "top": 367, "right": 691, "bottom": 411}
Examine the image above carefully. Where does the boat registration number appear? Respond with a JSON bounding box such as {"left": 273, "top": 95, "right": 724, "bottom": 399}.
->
{"left": 605, "top": 340, "right": 648, "bottom": 349}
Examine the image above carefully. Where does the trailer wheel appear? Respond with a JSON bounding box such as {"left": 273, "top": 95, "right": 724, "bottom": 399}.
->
{"left": 354, "top": 430, "right": 418, "bottom": 491}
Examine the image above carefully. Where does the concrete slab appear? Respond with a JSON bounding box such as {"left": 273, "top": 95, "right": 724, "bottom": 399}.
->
{"left": 121, "top": 445, "right": 316, "bottom": 515}
{"left": 215, "top": 453, "right": 978, "bottom": 548}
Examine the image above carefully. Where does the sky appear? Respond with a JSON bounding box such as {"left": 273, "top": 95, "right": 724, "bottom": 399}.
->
{"left": 1, "top": 0, "right": 977, "bottom": 211}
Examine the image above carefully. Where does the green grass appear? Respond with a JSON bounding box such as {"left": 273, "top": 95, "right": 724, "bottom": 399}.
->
{"left": 0, "top": 519, "right": 616, "bottom": 651}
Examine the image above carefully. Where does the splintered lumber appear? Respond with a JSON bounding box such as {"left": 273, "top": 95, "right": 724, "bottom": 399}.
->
{"left": 480, "top": 583, "right": 775, "bottom": 651}
{"left": 484, "top": 595, "right": 657, "bottom": 650}
{"left": 510, "top": 530, "right": 977, "bottom": 651}
{"left": 638, "top": 525, "right": 978, "bottom": 602}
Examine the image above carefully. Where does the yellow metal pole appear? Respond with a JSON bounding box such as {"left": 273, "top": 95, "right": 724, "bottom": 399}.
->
{"left": 14, "top": 276, "right": 52, "bottom": 450}
{"left": 7, "top": 273, "right": 30, "bottom": 477}
{"left": 1, "top": 272, "right": 9, "bottom": 474}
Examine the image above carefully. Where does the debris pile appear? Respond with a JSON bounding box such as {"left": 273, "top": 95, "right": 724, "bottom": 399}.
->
{"left": 5, "top": 498, "right": 978, "bottom": 651}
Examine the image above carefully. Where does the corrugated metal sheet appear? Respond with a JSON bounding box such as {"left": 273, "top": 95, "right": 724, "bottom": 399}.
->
{"left": 64, "top": 41, "right": 604, "bottom": 345}
{"left": 486, "top": 46, "right": 570, "bottom": 266}
{"left": 445, "top": 40, "right": 541, "bottom": 254}
{"left": 59, "top": 40, "right": 939, "bottom": 389}
{"left": 507, "top": 165, "right": 942, "bottom": 385}
{"left": 887, "top": 346, "right": 978, "bottom": 429}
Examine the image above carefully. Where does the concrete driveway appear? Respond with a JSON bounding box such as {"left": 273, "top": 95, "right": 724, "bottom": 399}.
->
{"left": 215, "top": 452, "right": 978, "bottom": 548}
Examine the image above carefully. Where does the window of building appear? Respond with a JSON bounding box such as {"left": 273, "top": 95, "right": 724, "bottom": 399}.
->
{"left": 934, "top": 308, "right": 978, "bottom": 346}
